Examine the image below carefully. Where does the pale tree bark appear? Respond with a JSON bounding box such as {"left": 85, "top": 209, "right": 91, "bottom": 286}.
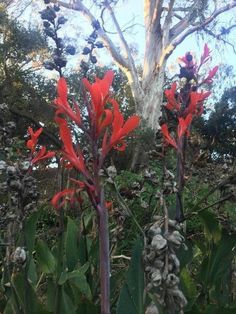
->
{"left": 53, "top": 0, "right": 236, "bottom": 129}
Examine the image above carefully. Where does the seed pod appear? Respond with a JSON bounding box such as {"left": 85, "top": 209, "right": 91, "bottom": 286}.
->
{"left": 58, "top": 16, "right": 67, "bottom": 25}
{"left": 90, "top": 55, "right": 97, "bottom": 64}
{"left": 82, "top": 47, "right": 91, "bottom": 55}
{"left": 151, "top": 235, "right": 167, "bottom": 250}
{"left": 65, "top": 45, "right": 76, "bottom": 55}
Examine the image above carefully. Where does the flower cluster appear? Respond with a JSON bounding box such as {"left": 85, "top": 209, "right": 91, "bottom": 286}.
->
{"left": 161, "top": 44, "right": 218, "bottom": 150}
{"left": 52, "top": 71, "right": 140, "bottom": 209}
{"left": 26, "top": 127, "right": 55, "bottom": 165}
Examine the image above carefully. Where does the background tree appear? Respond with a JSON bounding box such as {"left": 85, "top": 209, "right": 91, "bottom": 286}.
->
{"left": 29, "top": 0, "right": 236, "bottom": 130}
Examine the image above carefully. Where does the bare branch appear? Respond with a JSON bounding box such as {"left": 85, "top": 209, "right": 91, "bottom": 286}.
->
{"left": 104, "top": 2, "right": 141, "bottom": 92}
{"left": 56, "top": 0, "right": 130, "bottom": 71}
{"left": 163, "top": 0, "right": 175, "bottom": 27}
{"left": 203, "top": 26, "right": 236, "bottom": 54}
{"left": 170, "top": 0, "right": 199, "bottom": 40}
{"left": 9, "top": 108, "right": 61, "bottom": 148}
{"left": 171, "top": 1, "right": 236, "bottom": 49}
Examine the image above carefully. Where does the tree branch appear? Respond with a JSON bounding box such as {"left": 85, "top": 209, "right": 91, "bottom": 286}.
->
{"left": 203, "top": 26, "right": 236, "bottom": 54}
{"left": 56, "top": 0, "right": 130, "bottom": 72}
{"left": 170, "top": 0, "right": 199, "bottom": 40}
{"left": 171, "top": 1, "right": 236, "bottom": 49}
{"left": 104, "top": 2, "right": 141, "bottom": 98}
{"left": 9, "top": 107, "right": 61, "bottom": 148}
{"left": 163, "top": 0, "right": 175, "bottom": 28}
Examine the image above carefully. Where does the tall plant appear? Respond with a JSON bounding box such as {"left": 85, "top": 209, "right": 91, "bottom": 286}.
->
{"left": 49, "top": 71, "right": 139, "bottom": 314}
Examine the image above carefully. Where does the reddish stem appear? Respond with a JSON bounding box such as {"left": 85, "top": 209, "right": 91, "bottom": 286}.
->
{"left": 98, "top": 203, "right": 110, "bottom": 314}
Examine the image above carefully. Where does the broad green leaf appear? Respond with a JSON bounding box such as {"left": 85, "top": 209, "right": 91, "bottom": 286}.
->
{"left": 116, "top": 238, "right": 144, "bottom": 314}
{"left": 199, "top": 229, "right": 236, "bottom": 298}
{"left": 11, "top": 272, "right": 50, "bottom": 314}
{"left": 3, "top": 295, "right": 18, "bottom": 314}
{"left": 36, "top": 239, "right": 56, "bottom": 274}
{"left": 28, "top": 258, "right": 38, "bottom": 286}
{"left": 65, "top": 217, "right": 79, "bottom": 271}
{"left": 180, "top": 267, "right": 198, "bottom": 310}
{"left": 198, "top": 210, "right": 221, "bottom": 243}
{"left": 25, "top": 211, "right": 41, "bottom": 255}
{"left": 58, "top": 288, "right": 76, "bottom": 314}
{"left": 46, "top": 278, "right": 55, "bottom": 312}
{"left": 59, "top": 268, "right": 92, "bottom": 300}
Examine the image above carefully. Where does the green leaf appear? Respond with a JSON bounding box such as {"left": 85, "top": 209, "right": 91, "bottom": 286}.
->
{"left": 65, "top": 217, "right": 79, "bottom": 271}
{"left": 199, "top": 229, "right": 236, "bottom": 300}
{"left": 180, "top": 267, "right": 198, "bottom": 310}
{"left": 36, "top": 239, "right": 56, "bottom": 274}
{"left": 58, "top": 288, "right": 76, "bottom": 314}
{"left": 28, "top": 258, "right": 38, "bottom": 286}
{"left": 11, "top": 272, "right": 50, "bottom": 314}
{"left": 198, "top": 210, "right": 221, "bottom": 243}
{"left": 25, "top": 211, "right": 41, "bottom": 255}
{"left": 58, "top": 268, "right": 92, "bottom": 300}
{"left": 116, "top": 238, "right": 144, "bottom": 314}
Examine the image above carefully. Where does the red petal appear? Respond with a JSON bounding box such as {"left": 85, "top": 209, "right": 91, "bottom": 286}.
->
{"left": 27, "top": 139, "right": 35, "bottom": 151}
{"left": 200, "top": 43, "right": 211, "bottom": 65}
{"left": 51, "top": 188, "right": 75, "bottom": 210}
{"left": 34, "top": 127, "right": 43, "bottom": 139}
{"left": 178, "top": 114, "right": 192, "bottom": 138}
{"left": 98, "top": 109, "right": 113, "bottom": 134}
{"left": 161, "top": 124, "right": 177, "bottom": 149}
{"left": 57, "top": 77, "right": 68, "bottom": 103}
{"left": 121, "top": 115, "right": 140, "bottom": 136}
{"left": 111, "top": 109, "right": 124, "bottom": 142}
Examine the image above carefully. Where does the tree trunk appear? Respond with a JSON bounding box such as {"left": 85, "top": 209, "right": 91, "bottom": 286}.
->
{"left": 141, "top": 65, "right": 166, "bottom": 129}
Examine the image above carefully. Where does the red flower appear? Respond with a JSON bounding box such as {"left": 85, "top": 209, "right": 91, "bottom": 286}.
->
{"left": 54, "top": 77, "right": 82, "bottom": 126}
{"left": 51, "top": 188, "right": 83, "bottom": 210}
{"left": 83, "top": 71, "right": 114, "bottom": 135}
{"left": 185, "top": 91, "right": 211, "bottom": 116}
{"left": 55, "top": 116, "right": 87, "bottom": 175}
{"left": 26, "top": 127, "right": 43, "bottom": 152}
{"left": 102, "top": 108, "right": 140, "bottom": 156}
{"left": 177, "top": 114, "right": 193, "bottom": 138}
{"left": 161, "top": 124, "right": 177, "bottom": 149}
{"left": 31, "top": 147, "right": 55, "bottom": 165}
{"left": 165, "top": 82, "right": 180, "bottom": 111}
{"left": 26, "top": 127, "right": 55, "bottom": 165}
{"left": 202, "top": 66, "right": 218, "bottom": 84}
{"left": 200, "top": 44, "right": 211, "bottom": 66}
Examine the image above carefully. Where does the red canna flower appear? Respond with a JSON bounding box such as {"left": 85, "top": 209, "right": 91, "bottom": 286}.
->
{"left": 202, "top": 66, "right": 218, "bottom": 84}
{"left": 54, "top": 77, "right": 82, "bottom": 126}
{"left": 31, "top": 147, "right": 55, "bottom": 165}
{"left": 102, "top": 108, "right": 140, "bottom": 156}
{"left": 161, "top": 124, "right": 177, "bottom": 149}
{"left": 185, "top": 91, "right": 211, "bottom": 116}
{"left": 177, "top": 114, "right": 193, "bottom": 138}
{"left": 83, "top": 71, "right": 114, "bottom": 136}
{"left": 55, "top": 116, "right": 87, "bottom": 176}
{"left": 26, "top": 127, "right": 55, "bottom": 165}
{"left": 51, "top": 188, "right": 83, "bottom": 210}
{"left": 165, "top": 82, "right": 181, "bottom": 111}
{"left": 200, "top": 43, "right": 211, "bottom": 66}
{"left": 26, "top": 127, "right": 43, "bottom": 152}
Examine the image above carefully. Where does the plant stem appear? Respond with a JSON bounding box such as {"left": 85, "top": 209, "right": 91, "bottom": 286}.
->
{"left": 175, "top": 137, "right": 185, "bottom": 222}
{"left": 98, "top": 203, "right": 110, "bottom": 314}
